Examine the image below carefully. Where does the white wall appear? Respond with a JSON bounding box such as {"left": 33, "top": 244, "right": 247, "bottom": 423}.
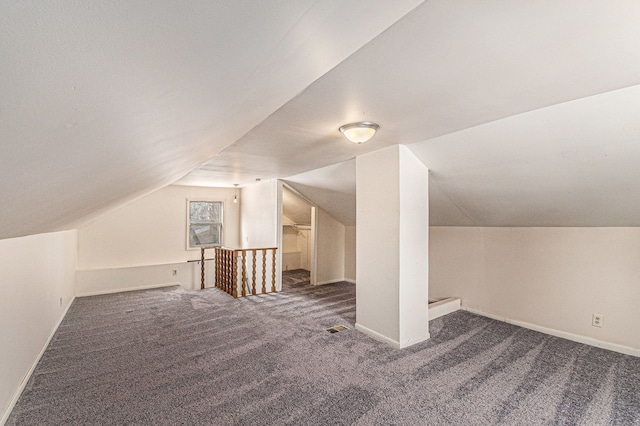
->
{"left": 0, "top": 230, "right": 77, "bottom": 423}
{"left": 75, "top": 261, "right": 215, "bottom": 296}
{"left": 398, "top": 146, "right": 430, "bottom": 345}
{"left": 78, "top": 185, "right": 240, "bottom": 268}
{"left": 281, "top": 219, "right": 311, "bottom": 272}
{"left": 76, "top": 185, "right": 239, "bottom": 293}
{"left": 430, "top": 227, "right": 640, "bottom": 354}
{"left": 344, "top": 225, "right": 356, "bottom": 282}
{"left": 282, "top": 224, "right": 301, "bottom": 271}
{"left": 240, "top": 180, "right": 281, "bottom": 291}
{"left": 316, "top": 208, "right": 345, "bottom": 285}
{"left": 282, "top": 224, "right": 299, "bottom": 252}
{"left": 357, "top": 146, "right": 401, "bottom": 344}
{"left": 355, "top": 145, "right": 429, "bottom": 348}
{"left": 240, "top": 180, "right": 278, "bottom": 249}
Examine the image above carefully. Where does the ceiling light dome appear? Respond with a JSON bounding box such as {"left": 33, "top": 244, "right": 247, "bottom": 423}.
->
{"left": 339, "top": 122, "right": 380, "bottom": 144}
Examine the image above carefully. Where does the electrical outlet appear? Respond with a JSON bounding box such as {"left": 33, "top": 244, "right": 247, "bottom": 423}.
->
{"left": 172, "top": 269, "right": 177, "bottom": 276}
{"left": 592, "top": 313, "right": 604, "bottom": 328}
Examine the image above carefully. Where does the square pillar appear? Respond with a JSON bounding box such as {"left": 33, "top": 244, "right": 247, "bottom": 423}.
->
{"left": 356, "top": 145, "right": 429, "bottom": 348}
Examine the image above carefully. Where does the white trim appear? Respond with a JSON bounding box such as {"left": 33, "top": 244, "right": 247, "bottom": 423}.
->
{"left": 355, "top": 323, "right": 401, "bottom": 349}
{"left": 463, "top": 307, "right": 640, "bottom": 358}
{"left": 1, "top": 297, "right": 76, "bottom": 425}
{"left": 344, "top": 279, "right": 356, "bottom": 284}
{"left": 428, "top": 297, "right": 461, "bottom": 320}
{"left": 355, "top": 323, "right": 430, "bottom": 349}
{"left": 76, "top": 282, "right": 180, "bottom": 297}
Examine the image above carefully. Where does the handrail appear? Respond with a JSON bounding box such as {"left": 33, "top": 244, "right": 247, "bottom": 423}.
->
{"left": 199, "top": 246, "right": 278, "bottom": 297}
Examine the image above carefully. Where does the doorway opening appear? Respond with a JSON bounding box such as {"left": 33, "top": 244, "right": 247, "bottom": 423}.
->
{"left": 281, "top": 186, "right": 316, "bottom": 291}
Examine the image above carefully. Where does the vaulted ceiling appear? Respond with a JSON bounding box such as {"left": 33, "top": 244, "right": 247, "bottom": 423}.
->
{"left": 0, "top": 0, "right": 421, "bottom": 239}
{"left": 3, "top": 1, "right": 640, "bottom": 239}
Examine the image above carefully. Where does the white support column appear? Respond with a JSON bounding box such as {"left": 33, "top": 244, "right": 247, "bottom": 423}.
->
{"left": 355, "top": 145, "right": 429, "bottom": 349}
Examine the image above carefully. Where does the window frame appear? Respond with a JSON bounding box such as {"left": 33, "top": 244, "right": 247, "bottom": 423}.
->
{"left": 186, "top": 199, "right": 224, "bottom": 250}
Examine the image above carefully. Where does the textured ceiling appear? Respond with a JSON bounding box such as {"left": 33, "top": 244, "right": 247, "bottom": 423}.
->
{"left": 4, "top": 1, "right": 640, "bottom": 239}
{"left": 181, "top": 0, "right": 640, "bottom": 227}
{"left": 0, "top": 0, "right": 421, "bottom": 239}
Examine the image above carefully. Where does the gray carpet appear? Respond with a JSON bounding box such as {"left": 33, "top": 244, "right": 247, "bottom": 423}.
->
{"left": 7, "top": 272, "right": 640, "bottom": 425}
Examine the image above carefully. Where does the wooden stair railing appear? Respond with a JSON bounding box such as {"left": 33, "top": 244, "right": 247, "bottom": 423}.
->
{"left": 201, "top": 247, "right": 277, "bottom": 297}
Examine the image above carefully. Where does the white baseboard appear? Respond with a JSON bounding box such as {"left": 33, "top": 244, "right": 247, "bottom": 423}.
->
{"left": 344, "top": 279, "right": 356, "bottom": 284}
{"left": 1, "top": 297, "right": 75, "bottom": 425}
{"left": 77, "top": 282, "right": 180, "bottom": 297}
{"left": 356, "top": 323, "right": 401, "bottom": 349}
{"left": 355, "top": 323, "right": 430, "bottom": 349}
{"left": 398, "top": 332, "right": 431, "bottom": 349}
{"left": 463, "top": 307, "right": 640, "bottom": 358}
{"left": 429, "top": 297, "right": 461, "bottom": 320}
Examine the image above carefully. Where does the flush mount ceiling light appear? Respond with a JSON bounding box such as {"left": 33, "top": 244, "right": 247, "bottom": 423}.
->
{"left": 339, "top": 121, "right": 380, "bottom": 144}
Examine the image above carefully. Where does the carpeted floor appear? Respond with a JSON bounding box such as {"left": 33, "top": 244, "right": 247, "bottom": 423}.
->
{"left": 281, "top": 268, "right": 313, "bottom": 288}
{"left": 7, "top": 272, "right": 640, "bottom": 425}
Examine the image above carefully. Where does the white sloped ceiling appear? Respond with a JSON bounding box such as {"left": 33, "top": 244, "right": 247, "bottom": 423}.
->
{"left": 5, "top": 0, "right": 640, "bottom": 236}
{"left": 0, "top": 0, "right": 422, "bottom": 239}
{"left": 182, "top": 0, "right": 640, "bottom": 227}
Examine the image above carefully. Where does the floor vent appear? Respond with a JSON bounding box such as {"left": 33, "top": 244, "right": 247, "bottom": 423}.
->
{"left": 326, "top": 325, "right": 349, "bottom": 334}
